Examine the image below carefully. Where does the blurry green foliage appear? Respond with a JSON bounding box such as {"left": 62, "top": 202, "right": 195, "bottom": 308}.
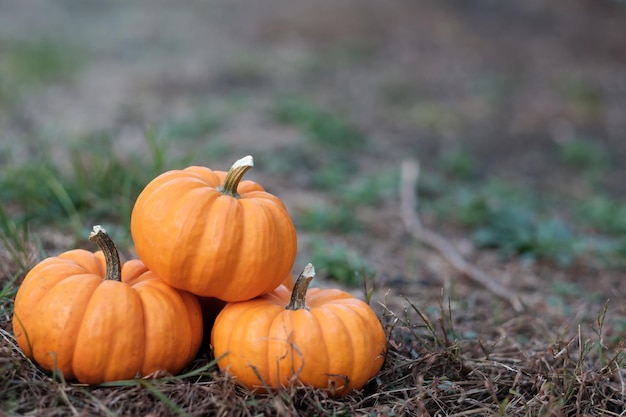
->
{"left": 158, "top": 110, "right": 221, "bottom": 140}
{"left": 473, "top": 207, "right": 580, "bottom": 266}
{"left": 0, "top": 205, "right": 32, "bottom": 275}
{"left": 0, "top": 131, "right": 172, "bottom": 245}
{"left": 428, "top": 179, "right": 532, "bottom": 228}
{"left": 423, "top": 148, "right": 625, "bottom": 266}
{"left": 258, "top": 144, "right": 358, "bottom": 191}
{"left": 309, "top": 238, "right": 374, "bottom": 287}
{"left": 341, "top": 169, "right": 399, "bottom": 206}
{"left": 556, "top": 138, "right": 610, "bottom": 172}
{"left": 0, "top": 39, "right": 83, "bottom": 104}
{"left": 437, "top": 147, "right": 480, "bottom": 180}
{"left": 578, "top": 195, "right": 626, "bottom": 235}
{"left": 297, "top": 205, "right": 362, "bottom": 234}
{"left": 273, "top": 98, "right": 364, "bottom": 150}
{"left": 310, "top": 157, "right": 358, "bottom": 190}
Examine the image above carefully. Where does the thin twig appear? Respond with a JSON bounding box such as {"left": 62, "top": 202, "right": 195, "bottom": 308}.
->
{"left": 400, "top": 159, "right": 525, "bottom": 313}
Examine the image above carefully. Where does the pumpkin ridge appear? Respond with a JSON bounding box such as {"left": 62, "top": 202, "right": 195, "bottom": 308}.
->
{"left": 331, "top": 302, "right": 385, "bottom": 388}
{"left": 177, "top": 290, "right": 204, "bottom": 364}
{"left": 354, "top": 303, "right": 387, "bottom": 378}
{"left": 353, "top": 302, "right": 383, "bottom": 386}
{"left": 261, "top": 284, "right": 291, "bottom": 305}
{"left": 240, "top": 190, "right": 288, "bottom": 207}
{"left": 140, "top": 174, "right": 205, "bottom": 221}
{"left": 233, "top": 181, "right": 265, "bottom": 195}
{"left": 332, "top": 303, "right": 368, "bottom": 389}
{"left": 181, "top": 166, "right": 223, "bottom": 187}
{"left": 120, "top": 259, "right": 152, "bottom": 285}
{"left": 320, "top": 305, "right": 354, "bottom": 390}
{"left": 134, "top": 280, "right": 166, "bottom": 374}
{"left": 58, "top": 249, "right": 104, "bottom": 274}
{"left": 305, "top": 288, "right": 354, "bottom": 306}
{"left": 302, "top": 307, "right": 333, "bottom": 388}
{"left": 15, "top": 262, "right": 88, "bottom": 312}
{"left": 262, "top": 200, "right": 297, "bottom": 295}
{"left": 220, "top": 198, "right": 267, "bottom": 300}
{"left": 27, "top": 275, "right": 102, "bottom": 378}
{"left": 211, "top": 169, "right": 228, "bottom": 186}
{"left": 72, "top": 281, "right": 146, "bottom": 384}
{"left": 247, "top": 199, "right": 295, "bottom": 294}
{"left": 268, "top": 198, "right": 298, "bottom": 291}
{"left": 268, "top": 310, "right": 294, "bottom": 388}
{"left": 351, "top": 304, "right": 379, "bottom": 386}
{"left": 250, "top": 302, "right": 279, "bottom": 388}
{"left": 134, "top": 279, "right": 192, "bottom": 376}
{"left": 217, "top": 301, "right": 276, "bottom": 387}
{"left": 216, "top": 195, "right": 262, "bottom": 301}
{"left": 211, "top": 304, "right": 232, "bottom": 367}
{"left": 197, "top": 194, "right": 244, "bottom": 297}
{"left": 177, "top": 191, "right": 218, "bottom": 293}
{"left": 165, "top": 187, "right": 221, "bottom": 293}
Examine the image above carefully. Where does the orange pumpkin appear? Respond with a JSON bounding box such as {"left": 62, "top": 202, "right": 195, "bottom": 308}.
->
{"left": 12, "top": 226, "right": 203, "bottom": 385}
{"left": 211, "top": 264, "right": 387, "bottom": 396}
{"left": 199, "top": 271, "right": 294, "bottom": 351}
{"left": 130, "top": 155, "right": 297, "bottom": 301}
{"left": 281, "top": 271, "right": 296, "bottom": 290}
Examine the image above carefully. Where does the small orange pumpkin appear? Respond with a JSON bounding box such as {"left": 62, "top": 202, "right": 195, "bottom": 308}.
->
{"left": 211, "top": 264, "right": 387, "bottom": 396}
{"left": 130, "top": 155, "right": 297, "bottom": 301}
{"left": 12, "top": 226, "right": 203, "bottom": 385}
{"left": 198, "top": 272, "right": 295, "bottom": 351}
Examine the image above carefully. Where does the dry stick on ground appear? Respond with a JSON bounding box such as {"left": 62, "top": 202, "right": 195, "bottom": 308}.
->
{"left": 400, "top": 159, "right": 526, "bottom": 313}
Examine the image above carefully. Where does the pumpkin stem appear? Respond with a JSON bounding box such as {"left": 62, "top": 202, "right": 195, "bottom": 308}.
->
{"left": 218, "top": 155, "right": 254, "bottom": 198}
{"left": 286, "top": 263, "right": 315, "bottom": 311}
{"left": 88, "top": 225, "right": 122, "bottom": 281}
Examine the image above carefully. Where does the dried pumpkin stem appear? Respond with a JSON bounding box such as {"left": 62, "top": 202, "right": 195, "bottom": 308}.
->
{"left": 218, "top": 155, "right": 254, "bottom": 198}
{"left": 286, "top": 263, "right": 315, "bottom": 311}
{"left": 88, "top": 225, "right": 122, "bottom": 281}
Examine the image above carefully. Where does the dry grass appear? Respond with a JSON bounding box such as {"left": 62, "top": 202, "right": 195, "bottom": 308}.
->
{"left": 2, "top": 273, "right": 626, "bottom": 416}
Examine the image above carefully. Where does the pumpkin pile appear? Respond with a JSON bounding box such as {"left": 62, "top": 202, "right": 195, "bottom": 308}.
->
{"left": 12, "top": 155, "right": 386, "bottom": 395}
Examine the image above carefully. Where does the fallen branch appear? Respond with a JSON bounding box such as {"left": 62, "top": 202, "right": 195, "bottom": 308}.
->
{"left": 400, "top": 159, "right": 525, "bottom": 313}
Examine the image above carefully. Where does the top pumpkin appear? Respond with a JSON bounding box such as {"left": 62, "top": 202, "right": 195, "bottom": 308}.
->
{"left": 130, "top": 155, "right": 297, "bottom": 301}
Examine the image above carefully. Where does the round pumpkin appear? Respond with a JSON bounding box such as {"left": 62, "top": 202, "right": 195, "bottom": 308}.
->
{"left": 130, "top": 155, "right": 297, "bottom": 301}
{"left": 12, "top": 225, "right": 203, "bottom": 385}
{"left": 211, "top": 264, "right": 387, "bottom": 396}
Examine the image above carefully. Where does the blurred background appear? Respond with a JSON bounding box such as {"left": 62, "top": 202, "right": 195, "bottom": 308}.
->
{"left": 1, "top": 0, "right": 626, "bottom": 294}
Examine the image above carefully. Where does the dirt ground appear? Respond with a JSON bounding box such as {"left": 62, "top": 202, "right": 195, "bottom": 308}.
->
{"left": 2, "top": 0, "right": 626, "bottom": 414}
